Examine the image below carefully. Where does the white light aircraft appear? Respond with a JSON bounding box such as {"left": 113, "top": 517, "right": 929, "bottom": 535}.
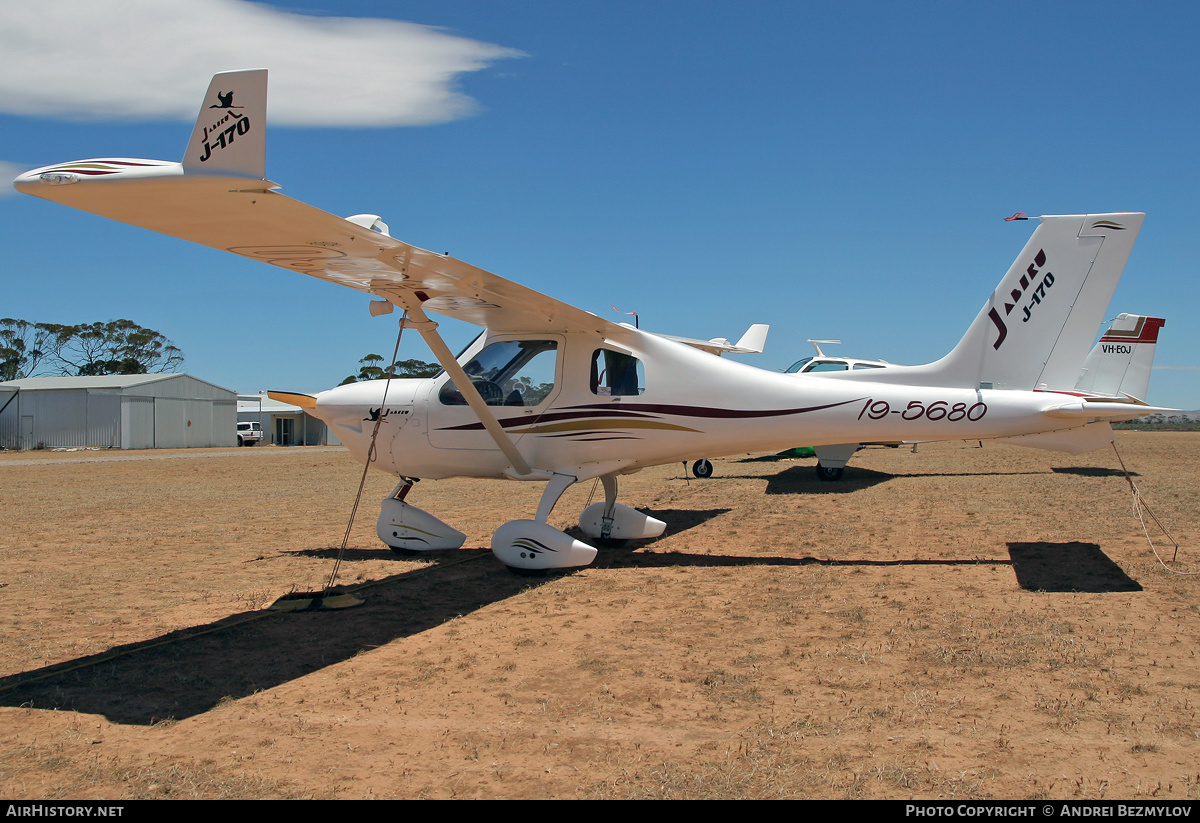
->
{"left": 784, "top": 314, "right": 1168, "bottom": 480}
{"left": 14, "top": 70, "right": 1178, "bottom": 572}
{"left": 784, "top": 339, "right": 891, "bottom": 375}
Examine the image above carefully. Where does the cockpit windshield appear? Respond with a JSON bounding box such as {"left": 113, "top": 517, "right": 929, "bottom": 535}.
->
{"left": 439, "top": 339, "right": 558, "bottom": 406}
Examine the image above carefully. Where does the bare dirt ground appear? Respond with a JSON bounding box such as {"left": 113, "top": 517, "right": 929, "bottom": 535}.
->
{"left": 0, "top": 433, "right": 1197, "bottom": 799}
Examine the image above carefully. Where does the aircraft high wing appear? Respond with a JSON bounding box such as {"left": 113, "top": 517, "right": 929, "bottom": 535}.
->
{"left": 14, "top": 70, "right": 1178, "bottom": 572}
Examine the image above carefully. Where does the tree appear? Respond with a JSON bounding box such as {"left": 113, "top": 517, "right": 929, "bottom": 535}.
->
{"left": 55, "top": 320, "right": 184, "bottom": 376}
{"left": 393, "top": 358, "right": 442, "bottom": 378}
{"left": 0, "top": 318, "right": 184, "bottom": 379}
{"left": 1, "top": 318, "right": 39, "bottom": 381}
{"left": 341, "top": 355, "right": 440, "bottom": 384}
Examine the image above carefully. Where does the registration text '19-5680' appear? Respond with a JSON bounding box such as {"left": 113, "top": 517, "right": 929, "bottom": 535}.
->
{"left": 857, "top": 399, "right": 988, "bottom": 421}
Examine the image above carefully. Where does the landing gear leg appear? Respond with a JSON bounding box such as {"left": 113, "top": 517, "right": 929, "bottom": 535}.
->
{"left": 534, "top": 472, "right": 578, "bottom": 524}
{"left": 591, "top": 476, "right": 627, "bottom": 547}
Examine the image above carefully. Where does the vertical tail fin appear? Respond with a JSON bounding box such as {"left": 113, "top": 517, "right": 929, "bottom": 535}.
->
{"left": 733, "top": 324, "right": 770, "bottom": 354}
{"left": 1075, "top": 313, "right": 1165, "bottom": 401}
{"left": 929, "top": 213, "right": 1145, "bottom": 390}
{"left": 182, "top": 69, "right": 267, "bottom": 179}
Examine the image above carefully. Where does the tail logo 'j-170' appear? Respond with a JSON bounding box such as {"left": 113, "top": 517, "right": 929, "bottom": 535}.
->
{"left": 987, "top": 249, "right": 1050, "bottom": 351}
{"left": 198, "top": 90, "right": 249, "bottom": 164}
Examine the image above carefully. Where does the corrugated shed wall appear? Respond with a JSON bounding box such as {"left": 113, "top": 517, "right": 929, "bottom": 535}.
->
{"left": 0, "top": 390, "right": 17, "bottom": 449}
{"left": 19, "top": 388, "right": 89, "bottom": 448}
{"left": 153, "top": 397, "right": 187, "bottom": 448}
{"left": 86, "top": 391, "right": 121, "bottom": 449}
{"left": 123, "top": 396, "right": 154, "bottom": 449}
{"left": 187, "top": 399, "right": 212, "bottom": 448}
{"left": 1, "top": 375, "right": 240, "bottom": 449}
{"left": 213, "top": 398, "right": 236, "bottom": 447}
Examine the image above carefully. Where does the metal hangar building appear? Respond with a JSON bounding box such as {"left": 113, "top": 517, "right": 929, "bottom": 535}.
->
{"left": 0, "top": 373, "right": 237, "bottom": 450}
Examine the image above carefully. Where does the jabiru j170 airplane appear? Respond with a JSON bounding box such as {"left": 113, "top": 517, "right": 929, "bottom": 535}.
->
{"left": 770, "top": 312, "right": 1168, "bottom": 481}
{"left": 13, "top": 70, "right": 1177, "bottom": 572}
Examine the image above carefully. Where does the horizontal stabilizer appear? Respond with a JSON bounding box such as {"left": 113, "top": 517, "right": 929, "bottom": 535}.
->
{"left": 1042, "top": 398, "right": 1176, "bottom": 420}
{"left": 995, "top": 422, "right": 1115, "bottom": 454}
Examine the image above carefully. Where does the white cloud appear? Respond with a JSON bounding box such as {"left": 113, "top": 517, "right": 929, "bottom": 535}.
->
{"left": 0, "top": 161, "right": 25, "bottom": 197}
{"left": 0, "top": 0, "right": 523, "bottom": 126}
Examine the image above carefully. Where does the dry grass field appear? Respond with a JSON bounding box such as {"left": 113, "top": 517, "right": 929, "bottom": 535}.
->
{"left": 0, "top": 433, "right": 1197, "bottom": 799}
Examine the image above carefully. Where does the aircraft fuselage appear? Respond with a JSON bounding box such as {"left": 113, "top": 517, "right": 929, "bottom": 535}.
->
{"left": 314, "top": 328, "right": 1094, "bottom": 483}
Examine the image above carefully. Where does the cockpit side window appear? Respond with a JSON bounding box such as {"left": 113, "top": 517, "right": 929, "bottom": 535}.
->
{"left": 591, "top": 349, "right": 644, "bottom": 396}
{"left": 439, "top": 340, "right": 558, "bottom": 406}
{"left": 804, "top": 360, "right": 849, "bottom": 372}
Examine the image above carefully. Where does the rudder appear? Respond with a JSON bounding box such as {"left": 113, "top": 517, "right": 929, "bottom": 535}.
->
{"left": 1075, "top": 313, "right": 1165, "bottom": 401}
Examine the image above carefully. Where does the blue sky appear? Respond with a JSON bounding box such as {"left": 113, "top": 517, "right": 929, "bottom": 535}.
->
{"left": 4, "top": 0, "right": 1198, "bottom": 408}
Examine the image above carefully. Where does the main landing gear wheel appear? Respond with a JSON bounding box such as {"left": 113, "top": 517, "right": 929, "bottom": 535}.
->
{"left": 815, "top": 463, "right": 844, "bottom": 482}
{"left": 691, "top": 459, "right": 714, "bottom": 479}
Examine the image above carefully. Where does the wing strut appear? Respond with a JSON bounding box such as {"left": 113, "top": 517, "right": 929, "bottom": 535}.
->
{"left": 399, "top": 304, "right": 535, "bottom": 477}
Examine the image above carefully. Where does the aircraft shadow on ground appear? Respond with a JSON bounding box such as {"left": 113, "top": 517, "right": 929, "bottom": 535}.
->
{"left": 286, "top": 546, "right": 404, "bottom": 561}
{"left": 0, "top": 534, "right": 1136, "bottom": 725}
{"left": 589, "top": 551, "right": 1016, "bottom": 572}
{"left": 1051, "top": 466, "right": 1136, "bottom": 478}
{"left": 896, "top": 470, "right": 1047, "bottom": 478}
{"left": 735, "top": 453, "right": 809, "bottom": 464}
{"left": 0, "top": 551, "right": 550, "bottom": 726}
{"left": 0, "top": 510, "right": 730, "bottom": 727}
{"left": 1007, "top": 541, "right": 1142, "bottom": 593}
{"left": 729, "top": 464, "right": 1049, "bottom": 495}
{"left": 589, "top": 540, "right": 1141, "bottom": 596}
{"left": 759, "top": 465, "right": 891, "bottom": 495}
